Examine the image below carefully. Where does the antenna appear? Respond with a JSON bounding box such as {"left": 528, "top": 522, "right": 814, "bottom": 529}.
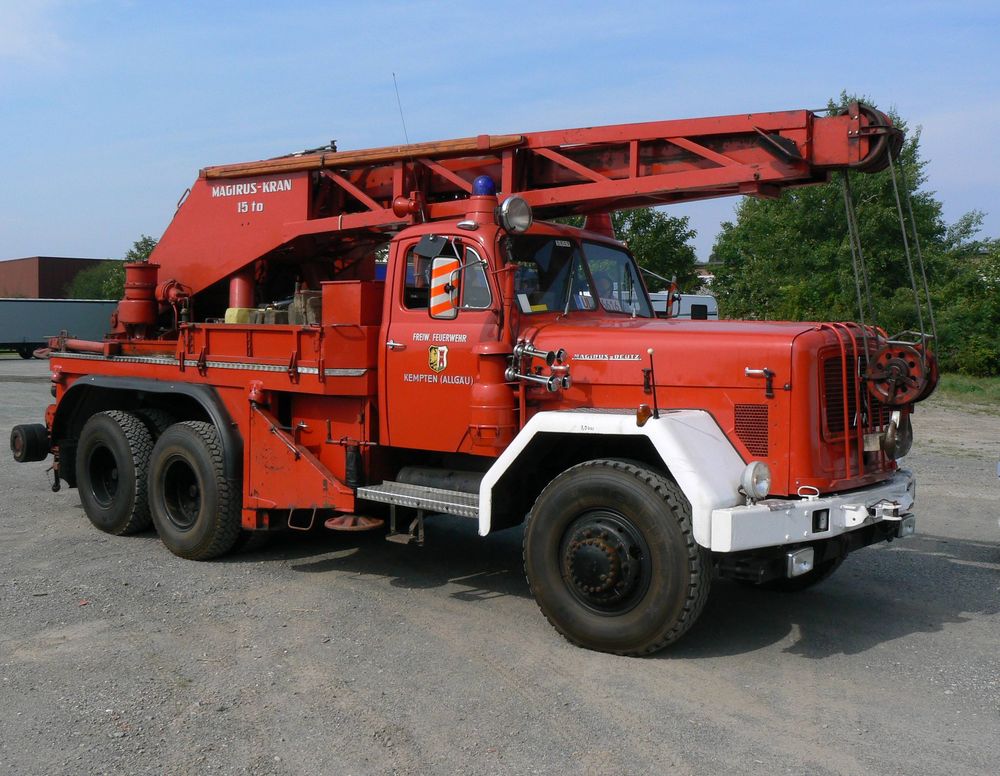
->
{"left": 638, "top": 265, "right": 672, "bottom": 286}
{"left": 646, "top": 348, "right": 660, "bottom": 419}
{"left": 392, "top": 72, "right": 410, "bottom": 144}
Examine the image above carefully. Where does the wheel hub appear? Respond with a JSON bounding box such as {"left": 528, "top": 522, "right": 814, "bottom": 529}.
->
{"left": 162, "top": 457, "right": 201, "bottom": 530}
{"left": 561, "top": 513, "right": 649, "bottom": 612}
{"left": 89, "top": 444, "right": 119, "bottom": 507}
{"left": 568, "top": 536, "right": 622, "bottom": 594}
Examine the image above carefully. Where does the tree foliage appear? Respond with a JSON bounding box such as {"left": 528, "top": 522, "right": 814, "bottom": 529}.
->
{"left": 68, "top": 235, "right": 158, "bottom": 300}
{"left": 932, "top": 228, "right": 1000, "bottom": 376}
{"left": 710, "top": 96, "right": 997, "bottom": 376}
{"left": 558, "top": 208, "right": 699, "bottom": 291}
{"left": 65, "top": 263, "right": 113, "bottom": 299}
{"left": 612, "top": 208, "right": 699, "bottom": 290}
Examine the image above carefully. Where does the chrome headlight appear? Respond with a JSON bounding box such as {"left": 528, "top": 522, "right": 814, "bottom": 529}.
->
{"left": 498, "top": 196, "right": 532, "bottom": 233}
{"left": 740, "top": 461, "right": 771, "bottom": 502}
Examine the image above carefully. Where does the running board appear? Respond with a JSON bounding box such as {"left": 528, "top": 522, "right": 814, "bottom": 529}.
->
{"left": 356, "top": 481, "right": 480, "bottom": 519}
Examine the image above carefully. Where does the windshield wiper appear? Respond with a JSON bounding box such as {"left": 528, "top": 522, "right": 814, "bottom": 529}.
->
{"left": 562, "top": 253, "right": 579, "bottom": 315}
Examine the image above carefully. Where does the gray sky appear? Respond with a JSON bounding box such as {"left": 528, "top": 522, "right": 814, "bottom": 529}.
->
{"left": 1, "top": 1, "right": 997, "bottom": 262}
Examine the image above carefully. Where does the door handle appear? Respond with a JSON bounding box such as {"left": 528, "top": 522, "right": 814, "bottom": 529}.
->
{"left": 386, "top": 339, "right": 406, "bottom": 351}
{"left": 744, "top": 367, "right": 775, "bottom": 398}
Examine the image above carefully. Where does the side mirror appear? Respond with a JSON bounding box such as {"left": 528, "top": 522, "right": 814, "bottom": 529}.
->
{"left": 430, "top": 256, "right": 461, "bottom": 319}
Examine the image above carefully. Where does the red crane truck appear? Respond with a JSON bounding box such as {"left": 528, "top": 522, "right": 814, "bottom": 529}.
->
{"left": 10, "top": 102, "right": 936, "bottom": 655}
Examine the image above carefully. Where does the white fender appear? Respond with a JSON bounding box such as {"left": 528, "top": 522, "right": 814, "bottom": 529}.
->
{"left": 478, "top": 409, "right": 746, "bottom": 547}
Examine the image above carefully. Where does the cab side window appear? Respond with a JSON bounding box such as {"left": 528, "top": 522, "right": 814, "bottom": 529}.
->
{"left": 403, "top": 241, "right": 493, "bottom": 313}
{"left": 461, "top": 248, "right": 492, "bottom": 309}
{"left": 403, "top": 248, "right": 431, "bottom": 310}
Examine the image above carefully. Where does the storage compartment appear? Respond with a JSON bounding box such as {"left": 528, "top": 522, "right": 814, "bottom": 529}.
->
{"left": 322, "top": 281, "right": 384, "bottom": 326}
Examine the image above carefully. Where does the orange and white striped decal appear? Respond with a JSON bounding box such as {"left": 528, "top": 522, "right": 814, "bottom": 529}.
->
{"left": 430, "top": 258, "right": 461, "bottom": 317}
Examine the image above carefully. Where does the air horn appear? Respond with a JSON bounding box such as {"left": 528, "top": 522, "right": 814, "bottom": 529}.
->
{"left": 505, "top": 366, "right": 561, "bottom": 393}
{"left": 512, "top": 341, "right": 567, "bottom": 367}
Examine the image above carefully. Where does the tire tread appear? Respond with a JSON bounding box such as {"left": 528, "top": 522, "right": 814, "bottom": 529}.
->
{"left": 150, "top": 421, "right": 240, "bottom": 560}
{"left": 135, "top": 408, "right": 176, "bottom": 440}
{"left": 79, "top": 410, "right": 154, "bottom": 535}
{"left": 181, "top": 420, "right": 240, "bottom": 560}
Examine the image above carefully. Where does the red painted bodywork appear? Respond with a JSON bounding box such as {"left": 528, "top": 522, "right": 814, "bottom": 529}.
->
{"left": 43, "top": 104, "right": 924, "bottom": 525}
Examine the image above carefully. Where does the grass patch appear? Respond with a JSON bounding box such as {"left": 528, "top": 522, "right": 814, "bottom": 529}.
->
{"left": 932, "top": 373, "right": 1000, "bottom": 409}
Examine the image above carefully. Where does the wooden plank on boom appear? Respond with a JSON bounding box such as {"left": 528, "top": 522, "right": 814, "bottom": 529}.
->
{"left": 203, "top": 134, "right": 525, "bottom": 179}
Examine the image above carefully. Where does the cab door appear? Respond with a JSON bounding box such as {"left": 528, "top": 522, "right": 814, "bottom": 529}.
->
{"left": 381, "top": 234, "right": 497, "bottom": 452}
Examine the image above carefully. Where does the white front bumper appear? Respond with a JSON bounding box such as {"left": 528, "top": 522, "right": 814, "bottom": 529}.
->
{"left": 709, "top": 469, "right": 916, "bottom": 552}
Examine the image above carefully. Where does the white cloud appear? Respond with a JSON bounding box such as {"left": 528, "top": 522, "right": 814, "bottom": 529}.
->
{"left": 0, "top": 0, "right": 67, "bottom": 62}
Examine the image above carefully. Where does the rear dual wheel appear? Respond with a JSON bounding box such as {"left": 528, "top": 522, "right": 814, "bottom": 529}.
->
{"left": 76, "top": 413, "right": 241, "bottom": 560}
{"left": 148, "top": 421, "right": 241, "bottom": 560}
{"left": 135, "top": 408, "right": 176, "bottom": 439}
{"left": 77, "top": 410, "right": 154, "bottom": 535}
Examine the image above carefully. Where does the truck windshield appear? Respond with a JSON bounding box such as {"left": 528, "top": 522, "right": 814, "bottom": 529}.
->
{"left": 503, "top": 234, "right": 653, "bottom": 317}
{"left": 582, "top": 240, "right": 653, "bottom": 317}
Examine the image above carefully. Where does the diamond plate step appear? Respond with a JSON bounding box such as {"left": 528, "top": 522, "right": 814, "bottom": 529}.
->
{"left": 356, "top": 481, "right": 479, "bottom": 519}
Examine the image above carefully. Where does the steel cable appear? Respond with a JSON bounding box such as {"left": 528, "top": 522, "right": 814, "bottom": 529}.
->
{"left": 886, "top": 153, "right": 931, "bottom": 364}
{"left": 841, "top": 173, "right": 874, "bottom": 368}
{"left": 841, "top": 174, "right": 874, "bottom": 325}
{"left": 896, "top": 161, "right": 938, "bottom": 342}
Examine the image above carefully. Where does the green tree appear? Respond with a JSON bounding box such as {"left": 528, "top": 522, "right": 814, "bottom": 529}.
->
{"left": 933, "top": 226, "right": 1000, "bottom": 375}
{"left": 67, "top": 235, "right": 158, "bottom": 300}
{"left": 65, "top": 263, "right": 112, "bottom": 299}
{"left": 613, "top": 208, "right": 699, "bottom": 291}
{"left": 557, "top": 208, "right": 699, "bottom": 291}
{"left": 709, "top": 95, "right": 996, "bottom": 375}
{"left": 713, "top": 108, "right": 943, "bottom": 323}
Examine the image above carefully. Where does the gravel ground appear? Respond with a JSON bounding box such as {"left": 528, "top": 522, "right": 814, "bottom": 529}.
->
{"left": 1, "top": 356, "right": 998, "bottom": 775}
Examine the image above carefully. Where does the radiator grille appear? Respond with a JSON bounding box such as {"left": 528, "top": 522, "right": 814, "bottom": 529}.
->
{"left": 734, "top": 404, "right": 769, "bottom": 456}
{"left": 823, "top": 353, "right": 891, "bottom": 437}
{"left": 823, "top": 357, "right": 854, "bottom": 435}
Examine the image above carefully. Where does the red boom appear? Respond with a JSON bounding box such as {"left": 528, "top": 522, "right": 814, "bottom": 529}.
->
{"left": 151, "top": 103, "right": 898, "bottom": 300}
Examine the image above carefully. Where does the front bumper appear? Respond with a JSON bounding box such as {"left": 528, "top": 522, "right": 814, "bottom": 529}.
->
{"left": 709, "top": 469, "right": 915, "bottom": 553}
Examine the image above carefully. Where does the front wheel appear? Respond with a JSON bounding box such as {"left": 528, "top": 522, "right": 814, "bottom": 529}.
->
{"left": 524, "top": 460, "right": 711, "bottom": 656}
{"left": 148, "top": 421, "right": 241, "bottom": 560}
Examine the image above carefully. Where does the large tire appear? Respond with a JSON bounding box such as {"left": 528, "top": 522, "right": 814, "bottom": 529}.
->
{"left": 76, "top": 410, "right": 154, "bottom": 535}
{"left": 524, "top": 459, "right": 711, "bottom": 656}
{"left": 10, "top": 423, "right": 49, "bottom": 463}
{"left": 17, "top": 346, "right": 34, "bottom": 360}
{"left": 135, "top": 408, "right": 176, "bottom": 440}
{"left": 148, "top": 421, "right": 241, "bottom": 560}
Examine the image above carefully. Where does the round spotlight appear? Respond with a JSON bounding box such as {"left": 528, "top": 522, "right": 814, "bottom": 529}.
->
{"left": 498, "top": 196, "right": 533, "bottom": 233}
{"left": 740, "top": 461, "right": 772, "bottom": 501}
